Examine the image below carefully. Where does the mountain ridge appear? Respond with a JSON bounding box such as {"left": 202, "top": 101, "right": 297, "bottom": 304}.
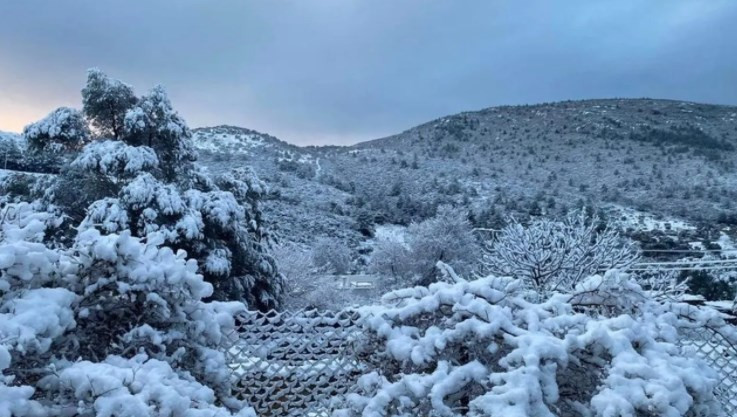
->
{"left": 194, "top": 97, "right": 737, "bottom": 149}
{"left": 192, "top": 97, "right": 737, "bottom": 250}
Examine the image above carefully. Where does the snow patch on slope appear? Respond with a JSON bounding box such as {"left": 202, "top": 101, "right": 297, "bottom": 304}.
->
{"left": 606, "top": 205, "right": 696, "bottom": 232}
{"left": 193, "top": 130, "right": 271, "bottom": 155}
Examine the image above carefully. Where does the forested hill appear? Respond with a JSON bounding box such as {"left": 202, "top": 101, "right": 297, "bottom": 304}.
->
{"left": 192, "top": 98, "right": 737, "bottom": 247}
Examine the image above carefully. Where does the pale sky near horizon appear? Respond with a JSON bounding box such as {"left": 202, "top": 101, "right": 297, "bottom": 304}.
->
{"left": 1, "top": 1, "right": 736, "bottom": 145}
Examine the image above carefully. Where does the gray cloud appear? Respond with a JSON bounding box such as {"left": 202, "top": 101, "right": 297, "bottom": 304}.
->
{"left": 1, "top": 0, "right": 736, "bottom": 145}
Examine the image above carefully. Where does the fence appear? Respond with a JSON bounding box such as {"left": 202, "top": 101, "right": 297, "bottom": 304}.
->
{"left": 679, "top": 327, "right": 737, "bottom": 415}
{"left": 223, "top": 308, "right": 737, "bottom": 417}
{"left": 223, "top": 309, "right": 366, "bottom": 416}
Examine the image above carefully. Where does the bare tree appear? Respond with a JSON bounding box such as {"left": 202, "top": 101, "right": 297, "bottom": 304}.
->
{"left": 406, "top": 205, "right": 479, "bottom": 285}
{"left": 312, "top": 237, "right": 352, "bottom": 275}
{"left": 368, "top": 234, "right": 413, "bottom": 287}
{"left": 274, "top": 241, "right": 355, "bottom": 310}
{"left": 482, "top": 211, "right": 639, "bottom": 295}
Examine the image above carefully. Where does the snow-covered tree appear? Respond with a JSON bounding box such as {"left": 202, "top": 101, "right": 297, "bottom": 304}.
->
{"left": 79, "top": 171, "right": 282, "bottom": 309}
{"left": 20, "top": 107, "right": 90, "bottom": 174}
{"left": 368, "top": 232, "right": 413, "bottom": 286}
{"left": 336, "top": 268, "right": 735, "bottom": 417}
{"left": 0, "top": 202, "right": 254, "bottom": 416}
{"left": 273, "top": 241, "right": 359, "bottom": 310}
{"left": 483, "top": 211, "right": 638, "bottom": 297}
{"left": 123, "top": 85, "right": 196, "bottom": 181}
{"left": 406, "top": 205, "right": 479, "bottom": 285}
{"left": 82, "top": 68, "right": 137, "bottom": 140}
{"left": 312, "top": 237, "right": 352, "bottom": 275}
{"left": 40, "top": 70, "right": 284, "bottom": 310}
{"left": 42, "top": 140, "right": 159, "bottom": 225}
{"left": 0, "top": 134, "right": 23, "bottom": 171}
{"left": 23, "top": 107, "right": 89, "bottom": 151}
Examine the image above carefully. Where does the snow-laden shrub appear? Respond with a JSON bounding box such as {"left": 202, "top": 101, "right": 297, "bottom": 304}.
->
{"left": 312, "top": 237, "right": 352, "bottom": 275}
{"left": 38, "top": 355, "right": 256, "bottom": 417}
{"left": 483, "top": 211, "right": 639, "bottom": 297}
{"left": 0, "top": 204, "right": 72, "bottom": 415}
{"left": 58, "top": 229, "right": 245, "bottom": 388}
{"left": 23, "top": 107, "right": 89, "bottom": 151}
{"left": 406, "top": 205, "right": 479, "bottom": 285}
{"left": 80, "top": 172, "right": 282, "bottom": 309}
{"left": 336, "top": 269, "right": 735, "bottom": 417}
{"left": 0, "top": 203, "right": 252, "bottom": 415}
{"left": 71, "top": 140, "right": 159, "bottom": 178}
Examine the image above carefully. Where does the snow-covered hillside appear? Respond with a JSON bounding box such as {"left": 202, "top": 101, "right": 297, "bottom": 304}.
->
{"left": 193, "top": 99, "right": 737, "bottom": 262}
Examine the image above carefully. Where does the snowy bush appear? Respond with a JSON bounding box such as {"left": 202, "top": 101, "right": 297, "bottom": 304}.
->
{"left": 483, "top": 211, "right": 638, "bottom": 297}
{"left": 335, "top": 269, "right": 735, "bottom": 417}
{"left": 80, "top": 173, "right": 282, "bottom": 309}
{"left": 23, "top": 107, "right": 89, "bottom": 151}
{"left": 405, "top": 205, "right": 479, "bottom": 285}
{"left": 39, "top": 355, "right": 256, "bottom": 417}
{"left": 312, "top": 237, "right": 353, "bottom": 275}
{"left": 368, "top": 232, "right": 414, "bottom": 287}
{"left": 0, "top": 202, "right": 252, "bottom": 415}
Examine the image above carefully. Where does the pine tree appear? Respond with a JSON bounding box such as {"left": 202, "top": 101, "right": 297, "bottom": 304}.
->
{"left": 81, "top": 68, "right": 137, "bottom": 139}
{"left": 23, "top": 107, "right": 89, "bottom": 151}
{"left": 123, "top": 85, "right": 196, "bottom": 181}
{"left": 51, "top": 70, "right": 283, "bottom": 310}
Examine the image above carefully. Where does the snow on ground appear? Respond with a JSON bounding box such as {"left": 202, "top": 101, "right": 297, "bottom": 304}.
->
{"left": 605, "top": 204, "right": 696, "bottom": 232}
{"left": 194, "top": 131, "right": 270, "bottom": 155}
{"left": 372, "top": 224, "right": 407, "bottom": 243}
{"left": 0, "top": 169, "right": 11, "bottom": 181}
{"left": 718, "top": 233, "right": 737, "bottom": 258}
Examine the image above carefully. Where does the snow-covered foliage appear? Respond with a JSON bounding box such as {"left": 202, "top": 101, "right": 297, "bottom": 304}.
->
{"left": 0, "top": 202, "right": 253, "bottom": 416}
{"left": 39, "top": 69, "right": 283, "bottom": 310}
{"left": 82, "top": 68, "right": 137, "bottom": 140}
{"left": 273, "top": 241, "right": 361, "bottom": 310}
{"left": 80, "top": 172, "right": 281, "bottom": 308}
{"left": 0, "top": 69, "right": 287, "bottom": 414}
{"left": 365, "top": 208, "right": 479, "bottom": 289}
{"left": 71, "top": 140, "right": 159, "bottom": 178}
{"left": 368, "top": 231, "right": 413, "bottom": 284}
{"left": 336, "top": 268, "right": 736, "bottom": 417}
{"left": 483, "top": 212, "right": 639, "bottom": 297}
{"left": 405, "top": 206, "right": 479, "bottom": 285}
{"left": 0, "top": 132, "right": 24, "bottom": 172}
{"left": 42, "top": 355, "right": 256, "bottom": 417}
{"left": 123, "top": 85, "right": 196, "bottom": 180}
{"left": 312, "top": 237, "right": 353, "bottom": 275}
{"left": 22, "top": 107, "right": 89, "bottom": 151}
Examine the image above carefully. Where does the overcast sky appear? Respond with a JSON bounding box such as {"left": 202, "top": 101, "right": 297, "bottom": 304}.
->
{"left": 1, "top": 1, "right": 736, "bottom": 145}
